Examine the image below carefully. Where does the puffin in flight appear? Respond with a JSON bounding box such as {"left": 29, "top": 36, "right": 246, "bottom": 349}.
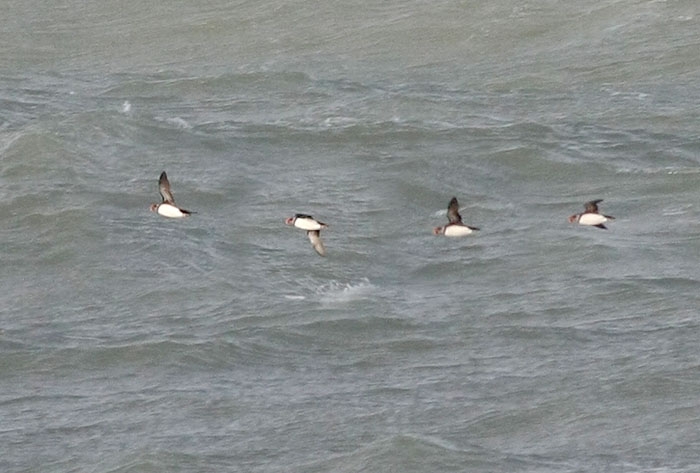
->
{"left": 285, "top": 214, "right": 327, "bottom": 256}
{"left": 433, "top": 197, "right": 480, "bottom": 237}
{"left": 568, "top": 199, "right": 614, "bottom": 229}
{"left": 150, "top": 171, "right": 193, "bottom": 218}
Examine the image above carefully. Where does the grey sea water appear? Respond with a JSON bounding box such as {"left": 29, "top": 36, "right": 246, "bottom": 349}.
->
{"left": 2, "top": 1, "right": 700, "bottom": 472}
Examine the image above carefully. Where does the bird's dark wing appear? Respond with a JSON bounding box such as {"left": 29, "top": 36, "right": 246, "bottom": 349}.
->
{"left": 446, "top": 197, "right": 462, "bottom": 224}
{"left": 584, "top": 199, "right": 603, "bottom": 214}
{"left": 159, "top": 171, "right": 175, "bottom": 204}
{"left": 307, "top": 230, "right": 326, "bottom": 257}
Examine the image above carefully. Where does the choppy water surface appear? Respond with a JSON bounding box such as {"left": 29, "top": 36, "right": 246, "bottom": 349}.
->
{"left": 2, "top": 1, "right": 700, "bottom": 472}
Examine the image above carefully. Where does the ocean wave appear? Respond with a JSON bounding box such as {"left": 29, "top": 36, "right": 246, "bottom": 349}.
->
{"left": 302, "top": 434, "right": 482, "bottom": 473}
{"left": 281, "top": 277, "right": 377, "bottom": 305}
{"left": 157, "top": 116, "right": 192, "bottom": 129}
{"left": 316, "top": 278, "right": 376, "bottom": 305}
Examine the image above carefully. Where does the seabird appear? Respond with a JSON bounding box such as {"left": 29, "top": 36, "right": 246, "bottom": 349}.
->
{"left": 568, "top": 199, "right": 614, "bottom": 229}
{"left": 433, "top": 197, "right": 480, "bottom": 237}
{"left": 285, "top": 214, "right": 327, "bottom": 256}
{"left": 149, "top": 171, "right": 192, "bottom": 218}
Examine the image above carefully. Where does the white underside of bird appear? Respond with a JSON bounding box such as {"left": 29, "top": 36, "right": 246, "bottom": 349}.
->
{"left": 293, "top": 217, "right": 325, "bottom": 231}
{"left": 156, "top": 203, "right": 190, "bottom": 218}
{"left": 443, "top": 224, "right": 475, "bottom": 237}
{"left": 577, "top": 213, "right": 608, "bottom": 226}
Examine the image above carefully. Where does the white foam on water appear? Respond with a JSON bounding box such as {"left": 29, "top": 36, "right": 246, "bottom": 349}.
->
{"left": 165, "top": 117, "right": 191, "bottom": 129}
{"left": 316, "top": 278, "right": 376, "bottom": 304}
{"left": 662, "top": 204, "right": 692, "bottom": 216}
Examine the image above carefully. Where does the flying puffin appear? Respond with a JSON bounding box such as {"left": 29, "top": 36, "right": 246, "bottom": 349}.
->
{"left": 433, "top": 197, "right": 480, "bottom": 237}
{"left": 150, "top": 171, "right": 192, "bottom": 218}
{"left": 568, "top": 199, "right": 614, "bottom": 229}
{"left": 285, "top": 214, "right": 327, "bottom": 256}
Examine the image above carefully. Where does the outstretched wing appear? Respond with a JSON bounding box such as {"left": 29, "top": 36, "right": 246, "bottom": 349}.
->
{"left": 307, "top": 230, "right": 326, "bottom": 257}
{"left": 447, "top": 197, "right": 462, "bottom": 224}
{"left": 584, "top": 199, "right": 602, "bottom": 214}
{"left": 159, "top": 171, "right": 175, "bottom": 204}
